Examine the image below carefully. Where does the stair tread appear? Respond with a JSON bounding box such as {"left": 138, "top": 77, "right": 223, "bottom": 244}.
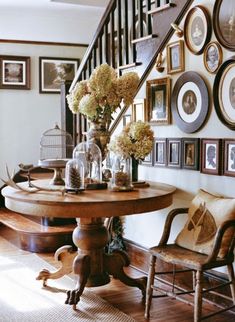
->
{"left": 148, "top": 2, "right": 176, "bottom": 15}
{"left": 131, "top": 34, "right": 158, "bottom": 44}
{"left": 0, "top": 208, "right": 75, "bottom": 234}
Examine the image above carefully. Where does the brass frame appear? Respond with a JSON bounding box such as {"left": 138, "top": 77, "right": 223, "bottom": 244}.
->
{"left": 166, "top": 40, "right": 185, "bottom": 74}
{"left": 146, "top": 77, "right": 171, "bottom": 125}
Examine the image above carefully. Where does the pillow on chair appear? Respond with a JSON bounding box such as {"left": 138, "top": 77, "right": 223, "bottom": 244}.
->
{"left": 175, "top": 189, "right": 235, "bottom": 258}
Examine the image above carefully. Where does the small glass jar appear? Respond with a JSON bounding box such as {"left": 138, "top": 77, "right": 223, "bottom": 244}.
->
{"left": 111, "top": 155, "right": 133, "bottom": 191}
{"left": 73, "top": 140, "right": 102, "bottom": 187}
{"left": 65, "top": 158, "right": 85, "bottom": 192}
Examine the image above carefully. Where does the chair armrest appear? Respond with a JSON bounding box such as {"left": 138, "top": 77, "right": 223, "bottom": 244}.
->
{"left": 206, "top": 219, "right": 235, "bottom": 263}
{"left": 158, "top": 208, "right": 189, "bottom": 246}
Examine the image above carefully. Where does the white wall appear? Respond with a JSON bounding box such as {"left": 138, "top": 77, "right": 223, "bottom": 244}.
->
{"left": 0, "top": 3, "right": 104, "bottom": 184}
{"left": 124, "top": 0, "right": 235, "bottom": 261}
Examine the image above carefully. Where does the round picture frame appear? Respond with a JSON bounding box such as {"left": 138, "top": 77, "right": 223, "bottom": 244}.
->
{"left": 172, "top": 71, "right": 209, "bottom": 133}
{"left": 184, "top": 5, "right": 212, "bottom": 55}
{"left": 213, "top": 0, "right": 235, "bottom": 51}
{"left": 203, "top": 41, "right": 223, "bottom": 74}
{"left": 213, "top": 56, "right": 235, "bottom": 130}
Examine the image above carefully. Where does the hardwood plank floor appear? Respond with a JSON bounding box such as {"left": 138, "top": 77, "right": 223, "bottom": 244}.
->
{"left": 0, "top": 226, "right": 234, "bottom": 322}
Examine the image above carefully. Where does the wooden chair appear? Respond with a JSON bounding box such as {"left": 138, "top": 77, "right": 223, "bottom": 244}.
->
{"left": 145, "top": 206, "right": 235, "bottom": 321}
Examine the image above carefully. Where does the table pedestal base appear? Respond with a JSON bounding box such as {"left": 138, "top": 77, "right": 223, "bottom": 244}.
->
{"left": 36, "top": 217, "right": 147, "bottom": 308}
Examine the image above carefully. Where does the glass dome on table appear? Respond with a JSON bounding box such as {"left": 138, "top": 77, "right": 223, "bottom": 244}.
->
{"left": 73, "top": 139, "right": 107, "bottom": 189}
{"left": 38, "top": 124, "right": 73, "bottom": 185}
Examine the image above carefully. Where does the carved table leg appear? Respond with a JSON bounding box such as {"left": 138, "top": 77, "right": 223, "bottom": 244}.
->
{"left": 104, "top": 249, "right": 147, "bottom": 298}
{"left": 36, "top": 245, "right": 76, "bottom": 286}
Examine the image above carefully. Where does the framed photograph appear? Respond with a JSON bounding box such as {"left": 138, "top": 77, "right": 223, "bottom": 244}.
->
{"left": 181, "top": 138, "right": 200, "bottom": 170}
{"left": 223, "top": 139, "right": 235, "bottom": 177}
{"left": 141, "top": 150, "right": 153, "bottom": 166}
{"left": 213, "top": 0, "right": 235, "bottom": 51}
{"left": 166, "top": 40, "right": 185, "bottom": 74}
{"left": 154, "top": 138, "right": 167, "bottom": 167}
{"left": 0, "top": 55, "right": 30, "bottom": 90}
{"left": 213, "top": 56, "right": 235, "bottom": 130}
{"left": 39, "top": 57, "right": 79, "bottom": 93}
{"left": 167, "top": 138, "right": 181, "bottom": 169}
{"left": 200, "top": 138, "right": 222, "bottom": 175}
{"left": 132, "top": 98, "right": 147, "bottom": 122}
{"left": 203, "top": 41, "right": 223, "bottom": 74}
{"left": 184, "top": 5, "right": 212, "bottom": 55}
{"left": 146, "top": 77, "right": 171, "bottom": 125}
{"left": 123, "top": 114, "right": 132, "bottom": 126}
{"left": 172, "top": 71, "right": 209, "bottom": 133}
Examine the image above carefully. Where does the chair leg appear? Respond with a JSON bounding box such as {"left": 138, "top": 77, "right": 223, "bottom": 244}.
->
{"left": 194, "top": 270, "right": 202, "bottom": 322}
{"left": 145, "top": 255, "right": 156, "bottom": 319}
{"left": 227, "top": 263, "right": 235, "bottom": 304}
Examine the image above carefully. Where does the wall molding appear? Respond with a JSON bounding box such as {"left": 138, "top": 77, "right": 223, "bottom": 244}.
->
{"left": 0, "top": 39, "right": 88, "bottom": 48}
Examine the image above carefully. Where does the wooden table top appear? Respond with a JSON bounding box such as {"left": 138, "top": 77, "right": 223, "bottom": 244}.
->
{"left": 2, "top": 181, "right": 176, "bottom": 219}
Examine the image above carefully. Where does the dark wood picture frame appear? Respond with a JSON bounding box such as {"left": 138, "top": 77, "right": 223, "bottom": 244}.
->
{"left": 154, "top": 138, "right": 167, "bottom": 167}
{"left": 146, "top": 77, "right": 171, "bottom": 125}
{"left": 141, "top": 150, "right": 154, "bottom": 167}
{"left": 0, "top": 55, "right": 30, "bottom": 90}
{"left": 167, "top": 138, "right": 181, "bottom": 169}
{"left": 181, "top": 138, "right": 200, "bottom": 170}
{"left": 184, "top": 5, "right": 212, "bottom": 55}
{"left": 200, "top": 138, "right": 222, "bottom": 175}
{"left": 172, "top": 71, "right": 209, "bottom": 133}
{"left": 203, "top": 41, "right": 223, "bottom": 74}
{"left": 166, "top": 40, "right": 185, "bottom": 74}
{"left": 213, "top": 0, "right": 235, "bottom": 51}
{"left": 223, "top": 139, "right": 235, "bottom": 177}
{"left": 39, "top": 57, "right": 79, "bottom": 94}
{"left": 213, "top": 56, "right": 235, "bottom": 130}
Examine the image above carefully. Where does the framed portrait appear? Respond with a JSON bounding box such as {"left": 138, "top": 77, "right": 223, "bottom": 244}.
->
{"left": 203, "top": 41, "right": 223, "bottom": 74}
{"left": 123, "top": 114, "right": 132, "bottom": 126}
{"left": 146, "top": 77, "right": 171, "bottom": 125}
{"left": 223, "top": 139, "right": 235, "bottom": 177}
{"left": 154, "top": 138, "right": 167, "bottom": 167}
{"left": 132, "top": 98, "right": 147, "bottom": 122}
{"left": 184, "top": 5, "right": 212, "bottom": 55}
{"left": 213, "top": 56, "right": 235, "bottom": 130}
{"left": 0, "top": 55, "right": 30, "bottom": 90}
{"left": 166, "top": 40, "right": 185, "bottom": 74}
{"left": 39, "top": 57, "right": 79, "bottom": 94}
{"left": 172, "top": 71, "right": 209, "bottom": 133}
{"left": 200, "top": 138, "right": 222, "bottom": 175}
{"left": 213, "top": 0, "right": 235, "bottom": 51}
{"left": 167, "top": 138, "right": 181, "bottom": 169}
{"left": 181, "top": 138, "right": 200, "bottom": 170}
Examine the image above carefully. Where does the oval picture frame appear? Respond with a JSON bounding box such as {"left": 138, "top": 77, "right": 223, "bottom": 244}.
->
{"left": 213, "top": 56, "right": 235, "bottom": 130}
{"left": 213, "top": 0, "right": 235, "bottom": 51}
{"left": 172, "top": 71, "right": 209, "bottom": 133}
{"left": 203, "top": 41, "right": 223, "bottom": 74}
{"left": 184, "top": 5, "right": 212, "bottom": 55}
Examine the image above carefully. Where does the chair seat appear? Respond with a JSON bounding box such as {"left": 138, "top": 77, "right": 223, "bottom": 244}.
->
{"left": 150, "top": 244, "right": 230, "bottom": 270}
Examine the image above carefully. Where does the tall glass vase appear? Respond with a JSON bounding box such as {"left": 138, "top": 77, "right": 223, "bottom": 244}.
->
{"left": 87, "top": 120, "right": 110, "bottom": 161}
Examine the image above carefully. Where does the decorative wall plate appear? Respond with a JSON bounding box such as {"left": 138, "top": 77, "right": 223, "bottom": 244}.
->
{"left": 213, "top": 56, "right": 235, "bottom": 130}
{"left": 172, "top": 71, "right": 209, "bottom": 133}
{"left": 184, "top": 5, "right": 212, "bottom": 55}
{"left": 213, "top": 0, "right": 235, "bottom": 51}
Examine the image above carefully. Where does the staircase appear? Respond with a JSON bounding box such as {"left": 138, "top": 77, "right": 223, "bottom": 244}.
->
{"left": 64, "top": 0, "right": 193, "bottom": 142}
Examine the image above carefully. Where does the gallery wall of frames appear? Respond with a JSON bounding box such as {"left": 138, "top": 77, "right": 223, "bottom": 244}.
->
{"left": 128, "top": 0, "right": 235, "bottom": 181}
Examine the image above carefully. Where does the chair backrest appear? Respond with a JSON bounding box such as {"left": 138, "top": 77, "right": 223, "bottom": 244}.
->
{"left": 175, "top": 189, "right": 235, "bottom": 258}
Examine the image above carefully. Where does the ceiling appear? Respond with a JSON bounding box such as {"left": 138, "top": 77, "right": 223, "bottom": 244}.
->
{"left": 0, "top": 0, "right": 109, "bottom": 9}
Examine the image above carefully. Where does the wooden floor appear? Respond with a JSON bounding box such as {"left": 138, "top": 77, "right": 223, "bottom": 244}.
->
{"left": 0, "top": 226, "right": 234, "bottom": 322}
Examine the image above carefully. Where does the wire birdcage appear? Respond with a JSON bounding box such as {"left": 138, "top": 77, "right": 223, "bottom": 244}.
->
{"left": 38, "top": 124, "right": 73, "bottom": 185}
{"left": 39, "top": 124, "right": 73, "bottom": 160}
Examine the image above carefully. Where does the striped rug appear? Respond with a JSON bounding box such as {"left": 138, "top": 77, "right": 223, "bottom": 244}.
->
{"left": 0, "top": 252, "right": 136, "bottom": 322}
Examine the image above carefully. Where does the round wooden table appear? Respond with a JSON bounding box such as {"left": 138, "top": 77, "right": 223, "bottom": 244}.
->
{"left": 2, "top": 180, "right": 175, "bottom": 308}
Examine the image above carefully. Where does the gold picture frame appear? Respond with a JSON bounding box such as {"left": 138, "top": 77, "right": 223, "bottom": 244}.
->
{"left": 166, "top": 40, "right": 185, "bottom": 74}
{"left": 146, "top": 77, "right": 171, "bottom": 125}
{"left": 131, "top": 98, "right": 147, "bottom": 122}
